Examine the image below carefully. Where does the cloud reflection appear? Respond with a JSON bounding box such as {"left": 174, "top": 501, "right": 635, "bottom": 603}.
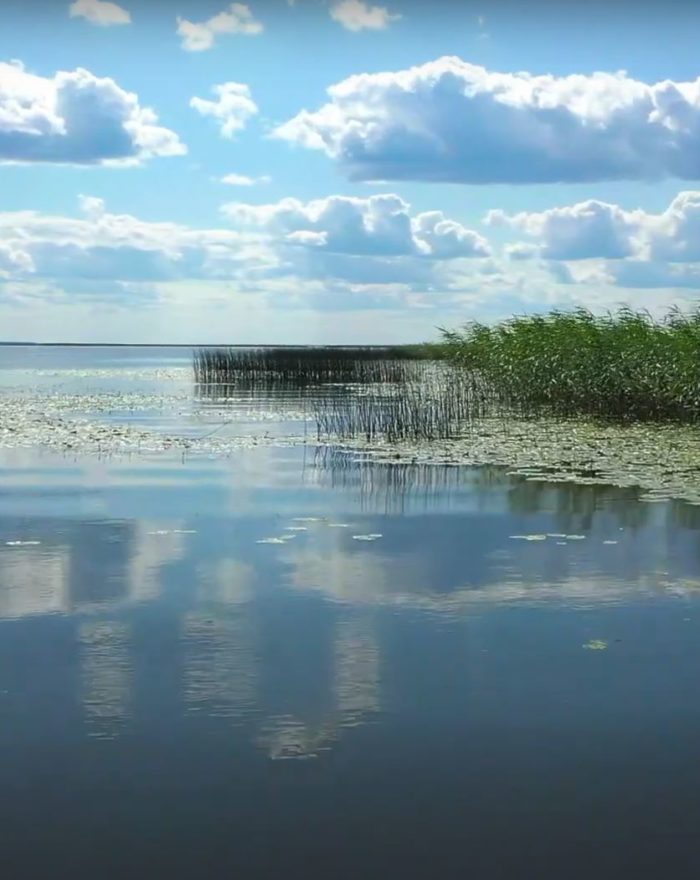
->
{"left": 79, "top": 620, "right": 131, "bottom": 740}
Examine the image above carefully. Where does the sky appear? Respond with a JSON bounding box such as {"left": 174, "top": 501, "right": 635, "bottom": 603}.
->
{"left": 3, "top": 0, "right": 700, "bottom": 343}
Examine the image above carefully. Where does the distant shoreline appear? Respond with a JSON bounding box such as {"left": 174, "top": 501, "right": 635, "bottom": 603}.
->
{"left": 0, "top": 342, "right": 404, "bottom": 348}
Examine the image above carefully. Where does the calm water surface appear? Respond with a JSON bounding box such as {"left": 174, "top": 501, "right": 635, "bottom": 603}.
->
{"left": 2, "top": 347, "right": 700, "bottom": 878}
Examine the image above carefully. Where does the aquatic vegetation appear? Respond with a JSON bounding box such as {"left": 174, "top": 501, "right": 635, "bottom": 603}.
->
{"left": 147, "top": 529, "right": 197, "bottom": 535}
{"left": 0, "top": 387, "right": 308, "bottom": 455}
{"left": 9, "top": 332, "right": 700, "bottom": 511}
{"left": 509, "top": 534, "right": 547, "bottom": 541}
{"left": 193, "top": 347, "right": 488, "bottom": 443}
{"left": 322, "top": 414, "right": 700, "bottom": 505}
{"left": 193, "top": 346, "right": 426, "bottom": 390}
{"left": 313, "top": 363, "right": 488, "bottom": 442}
{"left": 438, "top": 306, "right": 700, "bottom": 423}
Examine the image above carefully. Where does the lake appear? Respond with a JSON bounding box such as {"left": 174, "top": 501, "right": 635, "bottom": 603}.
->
{"left": 2, "top": 345, "right": 700, "bottom": 878}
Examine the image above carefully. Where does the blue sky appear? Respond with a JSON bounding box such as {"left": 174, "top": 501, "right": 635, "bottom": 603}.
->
{"left": 2, "top": 0, "right": 700, "bottom": 343}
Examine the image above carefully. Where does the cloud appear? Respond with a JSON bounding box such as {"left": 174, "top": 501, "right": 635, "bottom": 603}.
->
{"left": 607, "top": 260, "right": 700, "bottom": 289}
{"left": 68, "top": 0, "right": 130, "bottom": 26}
{"left": 329, "top": 1, "right": 400, "bottom": 31}
{"left": 177, "top": 3, "right": 263, "bottom": 51}
{"left": 0, "top": 197, "right": 271, "bottom": 289}
{"left": 274, "top": 56, "right": 700, "bottom": 184}
{"left": 223, "top": 194, "right": 490, "bottom": 260}
{"left": 221, "top": 172, "right": 271, "bottom": 186}
{"left": 491, "top": 191, "right": 700, "bottom": 265}
{"left": 222, "top": 194, "right": 490, "bottom": 289}
{"left": 492, "top": 190, "right": 700, "bottom": 291}
{"left": 9, "top": 198, "right": 696, "bottom": 336}
{"left": 0, "top": 61, "right": 184, "bottom": 165}
{"left": 0, "top": 193, "right": 490, "bottom": 299}
{"left": 487, "top": 200, "right": 642, "bottom": 260}
{"left": 191, "top": 82, "right": 258, "bottom": 138}
{"left": 504, "top": 242, "right": 540, "bottom": 261}
{"left": 643, "top": 191, "right": 700, "bottom": 262}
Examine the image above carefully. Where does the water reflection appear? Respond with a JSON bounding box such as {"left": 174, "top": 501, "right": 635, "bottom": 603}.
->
{"left": 334, "top": 615, "right": 380, "bottom": 727}
{"left": 79, "top": 620, "right": 132, "bottom": 740}
{"left": 3, "top": 446, "right": 700, "bottom": 758}
{"left": 311, "top": 448, "right": 475, "bottom": 514}
{"left": 255, "top": 612, "right": 380, "bottom": 759}
{"left": 0, "top": 545, "right": 70, "bottom": 618}
{"left": 183, "top": 611, "right": 257, "bottom": 722}
{"left": 0, "top": 519, "right": 183, "bottom": 617}
{"left": 311, "top": 450, "right": 660, "bottom": 530}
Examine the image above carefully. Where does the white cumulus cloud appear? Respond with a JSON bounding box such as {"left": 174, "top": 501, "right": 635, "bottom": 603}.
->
{"left": 490, "top": 192, "right": 700, "bottom": 264}
{"left": 493, "top": 190, "right": 700, "bottom": 291}
{"left": 223, "top": 194, "right": 490, "bottom": 260}
{"left": 487, "top": 200, "right": 643, "bottom": 260}
{"left": 274, "top": 56, "right": 700, "bottom": 184}
{"left": 0, "top": 194, "right": 491, "bottom": 300}
{"left": 177, "top": 3, "right": 263, "bottom": 52}
{"left": 0, "top": 61, "right": 184, "bottom": 165}
{"left": 329, "top": 0, "right": 400, "bottom": 31}
{"left": 0, "top": 195, "right": 497, "bottom": 312}
{"left": 221, "top": 172, "right": 271, "bottom": 186}
{"left": 0, "top": 197, "right": 271, "bottom": 288}
{"left": 191, "top": 82, "right": 258, "bottom": 139}
{"left": 69, "top": 0, "right": 131, "bottom": 26}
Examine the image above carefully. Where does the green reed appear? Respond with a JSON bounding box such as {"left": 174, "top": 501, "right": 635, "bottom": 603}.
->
{"left": 312, "top": 365, "right": 489, "bottom": 442}
{"left": 437, "top": 306, "right": 700, "bottom": 422}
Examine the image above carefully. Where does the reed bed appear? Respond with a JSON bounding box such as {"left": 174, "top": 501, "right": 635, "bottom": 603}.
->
{"left": 312, "top": 364, "right": 489, "bottom": 442}
{"left": 438, "top": 307, "right": 700, "bottom": 423}
{"left": 193, "top": 346, "right": 424, "bottom": 389}
{"left": 192, "top": 346, "right": 488, "bottom": 442}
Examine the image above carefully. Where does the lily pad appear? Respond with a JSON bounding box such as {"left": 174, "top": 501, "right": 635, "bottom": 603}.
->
{"left": 509, "top": 534, "right": 547, "bottom": 541}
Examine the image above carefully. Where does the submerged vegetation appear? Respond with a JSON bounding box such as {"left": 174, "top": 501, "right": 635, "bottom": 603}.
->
{"left": 437, "top": 307, "right": 700, "bottom": 423}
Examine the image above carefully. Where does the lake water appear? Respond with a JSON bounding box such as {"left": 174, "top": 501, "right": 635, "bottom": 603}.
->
{"left": 2, "top": 346, "right": 700, "bottom": 878}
